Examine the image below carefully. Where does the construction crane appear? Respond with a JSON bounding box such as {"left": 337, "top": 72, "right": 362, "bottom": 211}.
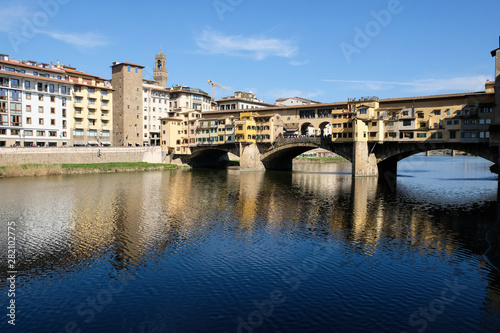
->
{"left": 208, "top": 80, "right": 232, "bottom": 101}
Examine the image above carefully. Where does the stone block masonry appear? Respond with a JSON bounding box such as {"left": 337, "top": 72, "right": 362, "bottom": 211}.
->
{"left": 0, "top": 147, "right": 163, "bottom": 165}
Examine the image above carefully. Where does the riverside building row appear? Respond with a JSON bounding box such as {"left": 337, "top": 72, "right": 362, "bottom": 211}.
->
{"left": 0, "top": 53, "right": 113, "bottom": 147}
{"left": 160, "top": 81, "right": 496, "bottom": 154}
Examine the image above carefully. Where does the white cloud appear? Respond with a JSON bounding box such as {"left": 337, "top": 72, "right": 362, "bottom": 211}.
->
{"left": 0, "top": 3, "right": 34, "bottom": 33}
{"left": 40, "top": 31, "right": 108, "bottom": 49}
{"left": 289, "top": 60, "right": 309, "bottom": 66}
{"left": 195, "top": 28, "right": 298, "bottom": 60}
{"left": 0, "top": 1, "right": 108, "bottom": 50}
{"left": 322, "top": 76, "right": 492, "bottom": 94}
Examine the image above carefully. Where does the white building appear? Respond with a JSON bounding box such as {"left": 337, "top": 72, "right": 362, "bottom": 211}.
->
{"left": 0, "top": 54, "right": 71, "bottom": 147}
{"left": 276, "top": 97, "right": 320, "bottom": 106}
{"left": 217, "top": 91, "right": 276, "bottom": 110}
{"left": 143, "top": 80, "right": 170, "bottom": 146}
{"left": 168, "top": 85, "right": 211, "bottom": 112}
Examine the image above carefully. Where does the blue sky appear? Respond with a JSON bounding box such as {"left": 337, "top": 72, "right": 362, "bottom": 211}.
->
{"left": 0, "top": 0, "right": 499, "bottom": 103}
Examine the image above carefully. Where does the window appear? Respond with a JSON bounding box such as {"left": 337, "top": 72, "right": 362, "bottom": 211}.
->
{"left": 26, "top": 105, "right": 31, "bottom": 112}
{"left": 74, "top": 97, "right": 82, "bottom": 103}
{"left": 10, "top": 115, "right": 21, "bottom": 126}
{"left": 25, "top": 81, "right": 31, "bottom": 90}
{"left": 88, "top": 88, "right": 95, "bottom": 94}
{"left": 50, "top": 96, "right": 55, "bottom": 102}
{"left": 49, "top": 131, "right": 57, "bottom": 137}
{"left": 39, "top": 118, "right": 44, "bottom": 125}
{"left": 24, "top": 130, "right": 32, "bottom": 136}
{"left": 73, "top": 129, "right": 84, "bottom": 136}
{"left": 61, "top": 86, "right": 66, "bottom": 94}
{"left": 26, "top": 117, "right": 31, "bottom": 124}
{"left": 74, "top": 86, "right": 81, "bottom": 93}
{"left": 49, "top": 84, "right": 54, "bottom": 93}
{"left": 101, "top": 90, "right": 107, "bottom": 96}
{"left": 50, "top": 119, "right": 55, "bottom": 126}
{"left": 10, "top": 90, "right": 21, "bottom": 101}
{"left": 128, "top": 65, "right": 131, "bottom": 72}
{"left": 36, "top": 131, "right": 45, "bottom": 137}
{"left": 417, "top": 133, "right": 427, "bottom": 138}
{"left": 453, "top": 120, "right": 459, "bottom": 125}
{"left": 402, "top": 120, "right": 412, "bottom": 126}
{"left": 38, "top": 106, "right": 43, "bottom": 113}
{"left": 51, "top": 107, "right": 55, "bottom": 114}
{"left": 26, "top": 92, "right": 31, "bottom": 100}
{"left": 450, "top": 131, "right": 457, "bottom": 139}
{"left": 434, "top": 110, "right": 441, "bottom": 115}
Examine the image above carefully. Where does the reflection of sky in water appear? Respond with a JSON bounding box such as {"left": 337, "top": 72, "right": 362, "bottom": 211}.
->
{"left": 397, "top": 155, "right": 497, "bottom": 208}
{"left": 0, "top": 159, "right": 499, "bottom": 332}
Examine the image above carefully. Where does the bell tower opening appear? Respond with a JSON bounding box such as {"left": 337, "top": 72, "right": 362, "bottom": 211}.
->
{"left": 153, "top": 49, "right": 168, "bottom": 87}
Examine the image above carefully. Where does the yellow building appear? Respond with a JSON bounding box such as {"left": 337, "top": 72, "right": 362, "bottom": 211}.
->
{"left": 160, "top": 109, "right": 201, "bottom": 154}
{"left": 60, "top": 66, "right": 113, "bottom": 146}
{"left": 235, "top": 112, "right": 257, "bottom": 143}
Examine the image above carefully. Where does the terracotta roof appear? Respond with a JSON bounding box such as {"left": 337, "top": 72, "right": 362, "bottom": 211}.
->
{"left": 0, "top": 69, "right": 70, "bottom": 84}
{"left": 216, "top": 97, "right": 276, "bottom": 107}
{"left": 143, "top": 84, "right": 169, "bottom": 93}
{"left": 380, "top": 91, "right": 493, "bottom": 103}
{"left": 111, "top": 62, "right": 145, "bottom": 68}
{"left": 0, "top": 59, "right": 65, "bottom": 74}
{"left": 276, "top": 96, "right": 321, "bottom": 103}
{"left": 62, "top": 68, "right": 108, "bottom": 81}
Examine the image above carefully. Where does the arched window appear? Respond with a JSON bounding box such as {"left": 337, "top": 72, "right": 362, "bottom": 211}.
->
{"left": 157, "top": 60, "right": 162, "bottom": 69}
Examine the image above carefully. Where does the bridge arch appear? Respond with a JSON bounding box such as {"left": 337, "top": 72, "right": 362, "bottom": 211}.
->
{"left": 188, "top": 147, "right": 240, "bottom": 168}
{"left": 374, "top": 141, "right": 498, "bottom": 176}
{"left": 319, "top": 122, "right": 332, "bottom": 136}
{"left": 261, "top": 139, "right": 353, "bottom": 170}
{"left": 300, "top": 123, "right": 315, "bottom": 136}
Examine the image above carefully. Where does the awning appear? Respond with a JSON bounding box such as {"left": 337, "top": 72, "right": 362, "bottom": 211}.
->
{"left": 87, "top": 141, "right": 99, "bottom": 145}
{"left": 73, "top": 141, "right": 86, "bottom": 145}
{"left": 101, "top": 141, "right": 111, "bottom": 145}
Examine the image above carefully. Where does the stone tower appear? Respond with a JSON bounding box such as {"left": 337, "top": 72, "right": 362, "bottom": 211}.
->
{"left": 153, "top": 49, "right": 168, "bottom": 87}
{"left": 111, "top": 62, "right": 145, "bottom": 147}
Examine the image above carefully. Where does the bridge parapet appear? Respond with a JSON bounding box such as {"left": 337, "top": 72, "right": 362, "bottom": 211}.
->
{"left": 274, "top": 136, "right": 324, "bottom": 148}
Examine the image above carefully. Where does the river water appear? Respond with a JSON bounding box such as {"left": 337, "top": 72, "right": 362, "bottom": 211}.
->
{"left": 1, "top": 155, "right": 500, "bottom": 332}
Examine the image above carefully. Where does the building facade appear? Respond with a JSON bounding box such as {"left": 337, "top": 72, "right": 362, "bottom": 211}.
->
{"left": 59, "top": 65, "right": 113, "bottom": 146}
{"left": 143, "top": 81, "right": 169, "bottom": 146}
{"left": 275, "top": 96, "right": 321, "bottom": 106}
{"left": 217, "top": 91, "right": 276, "bottom": 111}
{"left": 0, "top": 54, "right": 71, "bottom": 147}
{"left": 111, "top": 61, "right": 145, "bottom": 146}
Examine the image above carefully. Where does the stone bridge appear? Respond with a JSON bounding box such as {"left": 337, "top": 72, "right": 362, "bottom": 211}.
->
{"left": 173, "top": 137, "right": 499, "bottom": 178}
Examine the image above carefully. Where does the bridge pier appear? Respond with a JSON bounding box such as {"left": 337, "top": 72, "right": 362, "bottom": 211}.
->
{"left": 239, "top": 143, "right": 266, "bottom": 171}
{"left": 352, "top": 141, "right": 378, "bottom": 177}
